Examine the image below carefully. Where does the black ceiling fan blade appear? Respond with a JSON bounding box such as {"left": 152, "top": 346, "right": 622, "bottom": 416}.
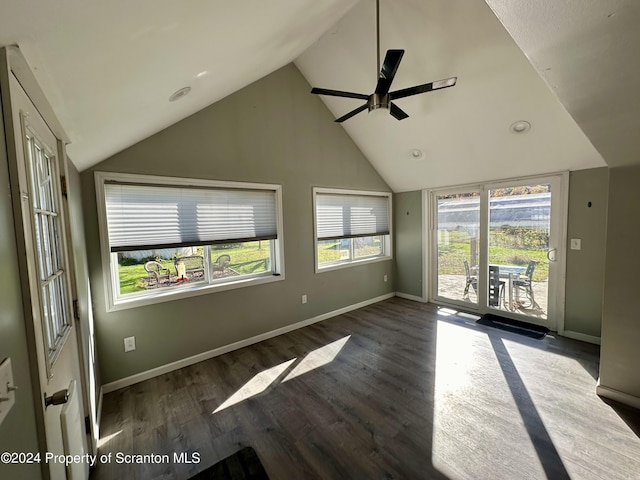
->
{"left": 375, "top": 49, "right": 405, "bottom": 95}
{"left": 390, "top": 103, "right": 409, "bottom": 120}
{"left": 390, "top": 77, "right": 457, "bottom": 100}
{"left": 311, "top": 87, "right": 369, "bottom": 100}
{"left": 335, "top": 103, "right": 369, "bottom": 123}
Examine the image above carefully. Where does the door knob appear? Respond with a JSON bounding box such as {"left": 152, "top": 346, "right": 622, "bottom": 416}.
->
{"left": 44, "top": 389, "right": 69, "bottom": 408}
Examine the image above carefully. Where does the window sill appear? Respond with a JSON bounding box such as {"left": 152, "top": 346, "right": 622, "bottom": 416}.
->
{"left": 107, "top": 273, "right": 284, "bottom": 312}
{"left": 315, "top": 255, "right": 392, "bottom": 274}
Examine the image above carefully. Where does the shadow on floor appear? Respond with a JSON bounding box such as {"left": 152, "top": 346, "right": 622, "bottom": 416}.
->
{"left": 602, "top": 398, "right": 640, "bottom": 438}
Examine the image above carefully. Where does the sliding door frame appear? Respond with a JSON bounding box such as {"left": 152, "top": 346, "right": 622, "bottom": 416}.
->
{"left": 425, "top": 172, "right": 569, "bottom": 333}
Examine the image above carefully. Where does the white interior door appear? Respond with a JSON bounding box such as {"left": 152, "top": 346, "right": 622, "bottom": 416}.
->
{"left": 430, "top": 174, "right": 567, "bottom": 331}
{"left": 7, "top": 72, "right": 89, "bottom": 479}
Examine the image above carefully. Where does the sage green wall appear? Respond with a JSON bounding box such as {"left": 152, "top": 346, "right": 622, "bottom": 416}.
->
{"left": 600, "top": 165, "right": 640, "bottom": 399}
{"left": 564, "top": 168, "right": 608, "bottom": 337}
{"left": 82, "top": 64, "right": 394, "bottom": 385}
{"left": 394, "top": 191, "right": 423, "bottom": 298}
{"left": 0, "top": 89, "right": 41, "bottom": 479}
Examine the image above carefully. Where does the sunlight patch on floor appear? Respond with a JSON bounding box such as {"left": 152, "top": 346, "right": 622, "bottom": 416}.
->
{"left": 433, "top": 321, "right": 478, "bottom": 394}
{"left": 213, "top": 335, "right": 352, "bottom": 413}
{"left": 431, "top": 320, "right": 546, "bottom": 479}
{"left": 213, "top": 358, "right": 296, "bottom": 413}
{"left": 283, "top": 335, "right": 351, "bottom": 383}
{"left": 97, "top": 430, "right": 122, "bottom": 448}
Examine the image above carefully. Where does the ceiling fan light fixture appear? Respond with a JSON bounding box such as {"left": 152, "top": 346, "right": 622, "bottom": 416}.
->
{"left": 510, "top": 120, "right": 531, "bottom": 134}
{"left": 369, "top": 93, "right": 390, "bottom": 116}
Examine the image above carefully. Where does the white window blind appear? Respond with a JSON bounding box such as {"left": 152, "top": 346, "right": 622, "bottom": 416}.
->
{"left": 105, "top": 182, "right": 277, "bottom": 252}
{"left": 316, "top": 192, "right": 390, "bottom": 240}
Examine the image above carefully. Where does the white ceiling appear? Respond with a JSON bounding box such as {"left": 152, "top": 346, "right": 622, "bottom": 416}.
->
{"left": 2, "top": 0, "right": 628, "bottom": 192}
{"left": 484, "top": 0, "right": 640, "bottom": 169}
{"left": 0, "top": 0, "right": 358, "bottom": 171}
{"left": 296, "top": 0, "right": 606, "bottom": 191}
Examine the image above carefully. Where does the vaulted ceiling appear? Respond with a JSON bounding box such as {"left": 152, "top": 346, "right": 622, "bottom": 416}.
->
{"left": 2, "top": 0, "right": 635, "bottom": 192}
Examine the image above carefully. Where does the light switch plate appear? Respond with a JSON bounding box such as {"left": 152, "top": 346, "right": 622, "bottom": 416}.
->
{"left": 124, "top": 336, "right": 136, "bottom": 352}
{"left": 0, "top": 357, "right": 16, "bottom": 426}
{"left": 570, "top": 238, "right": 582, "bottom": 250}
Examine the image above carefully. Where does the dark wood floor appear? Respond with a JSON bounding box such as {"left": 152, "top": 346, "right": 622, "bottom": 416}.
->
{"left": 93, "top": 298, "right": 640, "bottom": 480}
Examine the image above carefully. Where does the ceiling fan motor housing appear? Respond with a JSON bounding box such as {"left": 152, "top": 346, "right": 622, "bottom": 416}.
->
{"left": 369, "top": 93, "right": 390, "bottom": 111}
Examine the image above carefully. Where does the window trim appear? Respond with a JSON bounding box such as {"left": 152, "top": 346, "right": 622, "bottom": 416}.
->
{"left": 313, "top": 187, "right": 392, "bottom": 273}
{"left": 95, "top": 172, "right": 285, "bottom": 311}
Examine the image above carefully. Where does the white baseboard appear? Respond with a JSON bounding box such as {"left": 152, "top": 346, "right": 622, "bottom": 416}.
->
{"left": 561, "top": 330, "right": 601, "bottom": 345}
{"left": 102, "top": 293, "right": 395, "bottom": 393}
{"left": 395, "top": 292, "right": 425, "bottom": 302}
{"left": 596, "top": 381, "right": 640, "bottom": 410}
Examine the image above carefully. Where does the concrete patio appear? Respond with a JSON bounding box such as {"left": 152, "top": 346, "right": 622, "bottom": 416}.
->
{"left": 437, "top": 274, "right": 548, "bottom": 319}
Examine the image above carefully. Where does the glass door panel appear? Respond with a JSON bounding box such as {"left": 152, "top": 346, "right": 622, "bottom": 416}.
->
{"left": 487, "top": 184, "right": 550, "bottom": 319}
{"left": 435, "top": 191, "right": 480, "bottom": 306}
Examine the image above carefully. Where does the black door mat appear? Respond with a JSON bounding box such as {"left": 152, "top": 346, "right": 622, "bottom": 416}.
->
{"left": 189, "top": 447, "right": 269, "bottom": 480}
{"left": 477, "top": 313, "right": 549, "bottom": 340}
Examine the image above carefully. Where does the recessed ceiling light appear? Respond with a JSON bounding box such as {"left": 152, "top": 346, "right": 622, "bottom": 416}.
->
{"left": 510, "top": 120, "right": 531, "bottom": 134}
{"left": 410, "top": 149, "right": 423, "bottom": 159}
{"left": 169, "top": 86, "right": 191, "bottom": 102}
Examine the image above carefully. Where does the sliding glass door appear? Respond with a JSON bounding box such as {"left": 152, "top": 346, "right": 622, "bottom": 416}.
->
{"left": 434, "top": 190, "right": 481, "bottom": 306}
{"left": 487, "top": 182, "right": 552, "bottom": 319}
{"left": 431, "top": 174, "right": 566, "bottom": 330}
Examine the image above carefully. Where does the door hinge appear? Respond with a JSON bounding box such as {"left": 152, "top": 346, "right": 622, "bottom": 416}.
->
{"left": 85, "top": 415, "right": 91, "bottom": 435}
{"left": 60, "top": 176, "right": 68, "bottom": 198}
{"left": 72, "top": 299, "right": 80, "bottom": 321}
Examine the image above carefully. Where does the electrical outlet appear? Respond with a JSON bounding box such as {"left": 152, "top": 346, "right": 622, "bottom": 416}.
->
{"left": 124, "top": 336, "right": 136, "bottom": 352}
{"left": 570, "top": 238, "right": 582, "bottom": 250}
{"left": 301, "top": 294, "right": 307, "bottom": 304}
{"left": 383, "top": 275, "right": 388, "bottom": 282}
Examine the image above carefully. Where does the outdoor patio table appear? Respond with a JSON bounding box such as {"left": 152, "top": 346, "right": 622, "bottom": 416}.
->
{"left": 491, "top": 264, "right": 527, "bottom": 310}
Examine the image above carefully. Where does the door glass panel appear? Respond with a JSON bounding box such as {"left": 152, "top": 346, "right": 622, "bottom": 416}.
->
{"left": 25, "top": 128, "right": 71, "bottom": 366}
{"left": 487, "top": 184, "right": 550, "bottom": 319}
{"left": 436, "top": 192, "right": 480, "bottom": 304}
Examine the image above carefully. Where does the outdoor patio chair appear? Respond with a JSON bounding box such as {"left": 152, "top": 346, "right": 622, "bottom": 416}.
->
{"left": 144, "top": 260, "right": 172, "bottom": 287}
{"left": 212, "top": 254, "right": 231, "bottom": 275}
{"left": 174, "top": 255, "right": 205, "bottom": 279}
{"left": 513, "top": 260, "right": 537, "bottom": 308}
{"left": 488, "top": 265, "right": 505, "bottom": 307}
{"left": 463, "top": 260, "right": 477, "bottom": 297}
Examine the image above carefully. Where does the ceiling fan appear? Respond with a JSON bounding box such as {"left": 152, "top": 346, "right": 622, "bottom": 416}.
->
{"left": 311, "top": 0, "right": 457, "bottom": 123}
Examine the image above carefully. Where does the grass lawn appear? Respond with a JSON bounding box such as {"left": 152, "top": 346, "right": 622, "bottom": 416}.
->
{"left": 317, "top": 238, "right": 383, "bottom": 264}
{"left": 438, "top": 230, "right": 548, "bottom": 281}
{"left": 118, "top": 242, "right": 272, "bottom": 294}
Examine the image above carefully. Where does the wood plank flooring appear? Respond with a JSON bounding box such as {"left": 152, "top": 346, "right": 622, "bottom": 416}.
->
{"left": 92, "top": 298, "right": 640, "bottom": 480}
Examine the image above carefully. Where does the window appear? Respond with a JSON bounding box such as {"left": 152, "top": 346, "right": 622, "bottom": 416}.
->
{"left": 25, "top": 126, "right": 72, "bottom": 368}
{"left": 95, "top": 172, "right": 284, "bottom": 310}
{"left": 313, "top": 188, "right": 392, "bottom": 271}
